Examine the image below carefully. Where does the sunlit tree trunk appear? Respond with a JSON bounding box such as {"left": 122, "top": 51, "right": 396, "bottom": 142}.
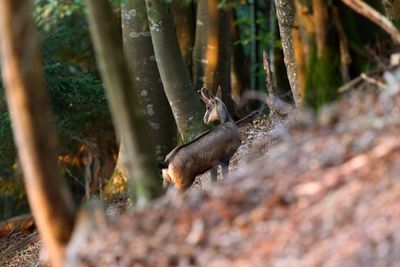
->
{"left": 293, "top": 0, "right": 316, "bottom": 100}
{"left": 85, "top": 0, "right": 162, "bottom": 207}
{"left": 171, "top": 0, "right": 195, "bottom": 72}
{"left": 292, "top": 17, "right": 307, "bottom": 94}
{"left": 193, "top": 0, "right": 218, "bottom": 91}
{"left": 145, "top": 0, "right": 206, "bottom": 141}
{"left": 275, "top": 0, "right": 302, "bottom": 105}
{"left": 121, "top": 0, "right": 177, "bottom": 162}
{"left": 313, "top": 0, "right": 329, "bottom": 57}
{"left": 0, "top": 1, "right": 74, "bottom": 267}
{"left": 193, "top": 1, "right": 235, "bottom": 113}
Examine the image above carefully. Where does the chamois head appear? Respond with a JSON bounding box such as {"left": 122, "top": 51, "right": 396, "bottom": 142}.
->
{"left": 198, "top": 86, "right": 232, "bottom": 124}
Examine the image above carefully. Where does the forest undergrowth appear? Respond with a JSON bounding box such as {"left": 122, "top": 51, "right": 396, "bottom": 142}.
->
{"left": 2, "top": 69, "right": 400, "bottom": 266}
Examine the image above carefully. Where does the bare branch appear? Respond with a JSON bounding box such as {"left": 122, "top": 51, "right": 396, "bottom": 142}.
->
{"left": 341, "top": 0, "right": 400, "bottom": 45}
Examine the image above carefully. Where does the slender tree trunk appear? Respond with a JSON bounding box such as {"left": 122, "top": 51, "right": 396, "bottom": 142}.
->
{"left": 193, "top": 0, "right": 218, "bottom": 92}
{"left": 231, "top": 16, "right": 245, "bottom": 102}
{"left": 333, "top": 6, "right": 351, "bottom": 83}
{"left": 294, "top": 0, "right": 315, "bottom": 67}
{"left": 145, "top": 0, "right": 206, "bottom": 141}
{"left": 249, "top": 0, "right": 257, "bottom": 92}
{"left": 0, "top": 2, "right": 74, "bottom": 267}
{"left": 171, "top": 0, "right": 195, "bottom": 72}
{"left": 217, "top": 7, "right": 235, "bottom": 114}
{"left": 292, "top": 16, "right": 307, "bottom": 94}
{"left": 121, "top": 0, "right": 177, "bottom": 162}
{"left": 275, "top": 0, "right": 302, "bottom": 105}
{"left": 192, "top": 1, "right": 235, "bottom": 113}
{"left": 303, "top": 0, "right": 341, "bottom": 108}
{"left": 313, "top": 0, "right": 329, "bottom": 57}
{"left": 85, "top": 0, "right": 162, "bottom": 207}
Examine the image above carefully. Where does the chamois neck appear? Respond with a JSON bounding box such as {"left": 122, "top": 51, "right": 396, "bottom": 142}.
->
{"left": 217, "top": 100, "right": 234, "bottom": 124}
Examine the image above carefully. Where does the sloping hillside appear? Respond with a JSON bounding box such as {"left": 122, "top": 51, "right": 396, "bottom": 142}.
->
{"left": 3, "top": 69, "right": 400, "bottom": 267}
{"left": 66, "top": 70, "right": 400, "bottom": 267}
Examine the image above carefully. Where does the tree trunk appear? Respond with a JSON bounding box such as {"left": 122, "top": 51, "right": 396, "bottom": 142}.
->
{"left": 313, "top": 0, "right": 329, "bottom": 57}
{"left": 381, "top": 0, "right": 400, "bottom": 29}
{"left": 274, "top": 0, "right": 302, "bottom": 106}
{"left": 171, "top": 0, "right": 195, "bottom": 72}
{"left": 85, "top": 0, "right": 162, "bottom": 207}
{"left": 192, "top": 0, "right": 216, "bottom": 91}
{"left": 292, "top": 16, "right": 307, "bottom": 94}
{"left": 145, "top": 0, "right": 206, "bottom": 141}
{"left": 0, "top": 1, "right": 75, "bottom": 267}
{"left": 294, "top": 0, "right": 315, "bottom": 67}
{"left": 303, "top": 0, "right": 341, "bottom": 108}
{"left": 121, "top": 0, "right": 177, "bottom": 162}
{"left": 217, "top": 7, "right": 235, "bottom": 115}
{"left": 192, "top": 0, "right": 235, "bottom": 114}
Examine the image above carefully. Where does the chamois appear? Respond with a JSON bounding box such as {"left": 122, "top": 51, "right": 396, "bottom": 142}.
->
{"left": 159, "top": 86, "right": 241, "bottom": 191}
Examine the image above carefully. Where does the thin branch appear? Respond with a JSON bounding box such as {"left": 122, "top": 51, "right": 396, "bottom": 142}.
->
{"left": 340, "top": 0, "right": 400, "bottom": 45}
{"left": 333, "top": 6, "right": 352, "bottom": 82}
{"left": 360, "top": 73, "right": 386, "bottom": 89}
{"left": 263, "top": 50, "right": 277, "bottom": 97}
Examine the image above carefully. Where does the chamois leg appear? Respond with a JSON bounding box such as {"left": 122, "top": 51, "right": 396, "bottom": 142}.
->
{"left": 210, "top": 166, "right": 218, "bottom": 182}
{"left": 220, "top": 157, "right": 230, "bottom": 179}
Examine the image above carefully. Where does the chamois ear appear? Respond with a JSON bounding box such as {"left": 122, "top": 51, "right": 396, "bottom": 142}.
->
{"left": 216, "top": 85, "right": 222, "bottom": 100}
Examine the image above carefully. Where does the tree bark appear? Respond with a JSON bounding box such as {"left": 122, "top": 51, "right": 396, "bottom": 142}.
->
{"left": 294, "top": 0, "right": 315, "bottom": 67}
{"left": 121, "top": 0, "right": 177, "bottom": 162}
{"left": 381, "top": 0, "right": 400, "bottom": 29}
{"left": 313, "top": 0, "right": 329, "bottom": 57}
{"left": 291, "top": 17, "right": 306, "bottom": 94}
{"left": 192, "top": 0, "right": 211, "bottom": 91}
{"left": 0, "top": 1, "right": 75, "bottom": 267}
{"left": 217, "top": 7, "right": 235, "bottom": 115}
{"left": 275, "top": 0, "right": 302, "bottom": 106}
{"left": 192, "top": 1, "right": 235, "bottom": 114}
{"left": 85, "top": 0, "right": 162, "bottom": 207}
{"left": 171, "top": 0, "right": 195, "bottom": 72}
{"left": 145, "top": 0, "right": 206, "bottom": 141}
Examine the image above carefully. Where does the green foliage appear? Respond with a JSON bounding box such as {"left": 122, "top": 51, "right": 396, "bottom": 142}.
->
{"left": 34, "top": 0, "right": 96, "bottom": 70}
{"left": 45, "top": 61, "right": 108, "bottom": 140}
{"left": 304, "top": 49, "right": 341, "bottom": 109}
{"left": 0, "top": 0, "right": 114, "bottom": 217}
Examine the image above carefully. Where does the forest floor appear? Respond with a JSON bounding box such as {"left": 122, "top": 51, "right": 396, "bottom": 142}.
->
{"left": 2, "top": 69, "right": 400, "bottom": 266}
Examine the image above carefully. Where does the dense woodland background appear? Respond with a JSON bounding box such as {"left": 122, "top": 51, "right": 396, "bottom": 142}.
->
{"left": 0, "top": 0, "right": 400, "bottom": 266}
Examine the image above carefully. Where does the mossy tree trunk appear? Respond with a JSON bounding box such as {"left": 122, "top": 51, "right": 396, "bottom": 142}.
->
{"left": 0, "top": 1, "right": 75, "bottom": 267}
{"left": 145, "top": 0, "right": 206, "bottom": 142}
{"left": 121, "top": 0, "right": 177, "bottom": 162}
{"left": 85, "top": 0, "right": 162, "bottom": 207}
{"left": 303, "top": 0, "right": 341, "bottom": 108}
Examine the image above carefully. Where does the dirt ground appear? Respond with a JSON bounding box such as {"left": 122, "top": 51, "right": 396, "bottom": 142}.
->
{"left": 2, "top": 69, "right": 400, "bottom": 266}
